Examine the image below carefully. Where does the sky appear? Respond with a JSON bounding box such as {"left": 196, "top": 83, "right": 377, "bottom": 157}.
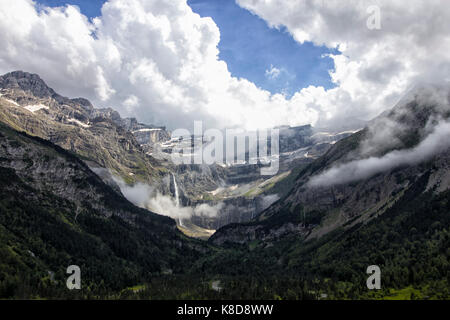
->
{"left": 37, "top": 0, "right": 337, "bottom": 97}
{"left": 37, "top": 0, "right": 102, "bottom": 17}
{"left": 187, "top": 0, "right": 337, "bottom": 96}
{"left": 1, "top": 0, "right": 450, "bottom": 131}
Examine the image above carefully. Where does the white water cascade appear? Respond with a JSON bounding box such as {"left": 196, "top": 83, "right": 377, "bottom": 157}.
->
{"left": 171, "top": 172, "right": 183, "bottom": 227}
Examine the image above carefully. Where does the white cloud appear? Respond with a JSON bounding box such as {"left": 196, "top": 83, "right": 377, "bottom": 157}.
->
{"left": 265, "top": 64, "right": 281, "bottom": 79}
{"left": 237, "top": 0, "right": 450, "bottom": 128}
{"left": 1, "top": 0, "right": 449, "bottom": 131}
{"left": 123, "top": 94, "right": 139, "bottom": 112}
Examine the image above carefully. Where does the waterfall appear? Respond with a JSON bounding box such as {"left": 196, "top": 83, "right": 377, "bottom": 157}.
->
{"left": 171, "top": 172, "right": 183, "bottom": 226}
{"left": 171, "top": 172, "right": 180, "bottom": 207}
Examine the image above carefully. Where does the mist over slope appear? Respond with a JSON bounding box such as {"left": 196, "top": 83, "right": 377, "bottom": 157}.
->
{"left": 211, "top": 83, "right": 450, "bottom": 244}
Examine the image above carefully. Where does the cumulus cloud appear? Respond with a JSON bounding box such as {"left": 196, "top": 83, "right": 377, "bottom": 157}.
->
{"left": 236, "top": 0, "right": 450, "bottom": 128}
{"left": 0, "top": 0, "right": 321, "bottom": 130}
{"left": 1, "top": 0, "right": 449, "bottom": 131}
{"left": 308, "top": 120, "right": 450, "bottom": 187}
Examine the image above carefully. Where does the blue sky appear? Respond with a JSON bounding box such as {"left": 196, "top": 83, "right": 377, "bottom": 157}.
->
{"left": 37, "top": 0, "right": 103, "bottom": 18}
{"left": 37, "top": 0, "right": 337, "bottom": 97}
{"left": 188, "top": 0, "right": 337, "bottom": 96}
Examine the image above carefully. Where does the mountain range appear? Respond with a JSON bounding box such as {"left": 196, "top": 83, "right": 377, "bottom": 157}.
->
{"left": 0, "top": 71, "right": 448, "bottom": 299}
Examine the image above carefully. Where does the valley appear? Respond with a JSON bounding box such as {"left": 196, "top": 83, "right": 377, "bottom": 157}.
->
{"left": 0, "top": 71, "right": 448, "bottom": 300}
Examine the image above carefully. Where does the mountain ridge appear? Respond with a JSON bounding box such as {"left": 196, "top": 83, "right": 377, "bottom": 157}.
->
{"left": 210, "top": 83, "right": 450, "bottom": 245}
{"left": 0, "top": 120, "right": 207, "bottom": 297}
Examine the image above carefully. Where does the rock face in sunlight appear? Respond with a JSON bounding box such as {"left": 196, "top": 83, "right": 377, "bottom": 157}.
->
{"left": 0, "top": 71, "right": 167, "bottom": 187}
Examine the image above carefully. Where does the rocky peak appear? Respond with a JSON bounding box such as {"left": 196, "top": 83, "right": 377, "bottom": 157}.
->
{"left": 0, "top": 70, "right": 96, "bottom": 115}
{"left": 0, "top": 70, "right": 57, "bottom": 99}
{"left": 0, "top": 70, "right": 167, "bottom": 186}
{"left": 70, "top": 97, "right": 94, "bottom": 111}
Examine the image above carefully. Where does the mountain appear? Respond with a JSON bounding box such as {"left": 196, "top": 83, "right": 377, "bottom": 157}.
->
{"left": 201, "top": 84, "right": 450, "bottom": 298}
{"left": 0, "top": 72, "right": 251, "bottom": 231}
{"left": 0, "top": 70, "right": 448, "bottom": 299}
{"left": 0, "top": 117, "right": 316, "bottom": 300}
{"left": 0, "top": 121, "right": 207, "bottom": 298}
{"left": 211, "top": 84, "right": 450, "bottom": 245}
{"left": 162, "top": 124, "right": 358, "bottom": 231}
{"left": 202, "top": 173, "right": 450, "bottom": 299}
{"left": 0, "top": 71, "right": 358, "bottom": 237}
{"left": 0, "top": 71, "right": 171, "bottom": 187}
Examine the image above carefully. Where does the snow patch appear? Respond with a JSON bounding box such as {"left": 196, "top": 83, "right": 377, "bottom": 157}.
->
{"left": 132, "top": 128, "right": 162, "bottom": 133}
{"left": 67, "top": 118, "right": 90, "bottom": 128}
{"left": 1, "top": 96, "right": 20, "bottom": 106}
{"left": 24, "top": 104, "right": 49, "bottom": 112}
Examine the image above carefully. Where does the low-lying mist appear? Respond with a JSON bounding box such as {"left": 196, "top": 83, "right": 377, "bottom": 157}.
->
{"left": 308, "top": 84, "right": 450, "bottom": 188}
{"left": 308, "top": 120, "right": 450, "bottom": 187}
{"left": 111, "top": 175, "right": 224, "bottom": 222}
{"left": 90, "top": 168, "right": 281, "bottom": 228}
